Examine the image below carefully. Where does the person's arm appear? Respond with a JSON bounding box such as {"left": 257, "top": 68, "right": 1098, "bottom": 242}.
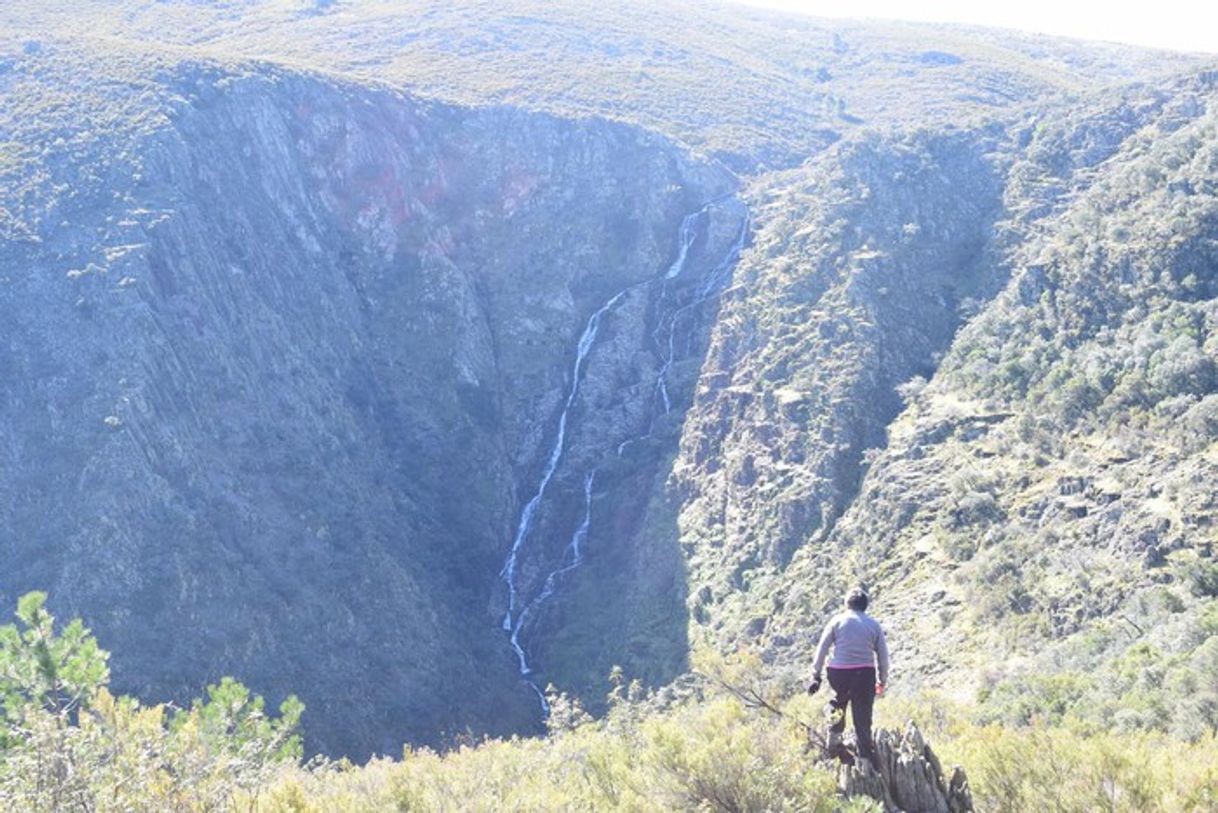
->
{"left": 875, "top": 623, "right": 890, "bottom": 687}
{"left": 811, "top": 616, "right": 836, "bottom": 677}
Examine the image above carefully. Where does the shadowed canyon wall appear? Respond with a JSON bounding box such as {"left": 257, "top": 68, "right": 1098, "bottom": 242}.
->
{"left": 0, "top": 65, "right": 742, "bottom": 758}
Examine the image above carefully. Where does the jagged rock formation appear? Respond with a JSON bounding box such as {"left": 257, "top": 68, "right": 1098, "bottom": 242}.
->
{"left": 833, "top": 723, "right": 974, "bottom": 813}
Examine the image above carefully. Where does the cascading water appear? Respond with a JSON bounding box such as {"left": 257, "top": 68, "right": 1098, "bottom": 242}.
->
{"left": 654, "top": 209, "right": 751, "bottom": 414}
{"left": 653, "top": 205, "right": 711, "bottom": 413}
{"left": 499, "top": 289, "right": 632, "bottom": 633}
{"left": 499, "top": 198, "right": 747, "bottom": 716}
{"left": 507, "top": 472, "right": 595, "bottom": 714}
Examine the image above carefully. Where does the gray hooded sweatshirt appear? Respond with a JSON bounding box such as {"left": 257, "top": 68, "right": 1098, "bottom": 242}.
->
{"left": 812, "top": 609, "right": 890, "bottom": 685}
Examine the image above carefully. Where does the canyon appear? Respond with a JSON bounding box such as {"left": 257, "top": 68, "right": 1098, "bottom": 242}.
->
{"left": 2, "top": 1, "right": 1217, "bottom": 760}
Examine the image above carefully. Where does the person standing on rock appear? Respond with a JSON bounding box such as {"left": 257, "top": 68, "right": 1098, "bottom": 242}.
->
{"left": 807, "top": 587, "right": 889, "bottom": 764}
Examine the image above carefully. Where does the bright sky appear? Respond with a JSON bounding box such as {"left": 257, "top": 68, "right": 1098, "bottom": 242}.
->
{"left": 733, "top": 0, "right": 1218, "bottom": 54}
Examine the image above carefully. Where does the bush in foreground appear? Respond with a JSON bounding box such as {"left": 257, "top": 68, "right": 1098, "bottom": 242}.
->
{"left": 0, "top": 592, "right": 302, "bottom": 811}
{"left": 4, "top": 597, "right": 1218, "bottom": 811}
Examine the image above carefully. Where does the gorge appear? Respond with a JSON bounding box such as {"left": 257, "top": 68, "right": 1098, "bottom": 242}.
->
{"left": 2, "top": 0, "right": 1218, "bottom": 771}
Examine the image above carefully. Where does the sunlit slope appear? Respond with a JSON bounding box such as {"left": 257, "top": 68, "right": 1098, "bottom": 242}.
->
{"left": 3, "top": 0, "right": 1206, "bottom": 169}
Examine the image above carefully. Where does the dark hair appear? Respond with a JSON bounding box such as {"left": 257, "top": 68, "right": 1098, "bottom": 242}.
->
{"left": 846, "top": 588, "right": 869, "bottom": 611}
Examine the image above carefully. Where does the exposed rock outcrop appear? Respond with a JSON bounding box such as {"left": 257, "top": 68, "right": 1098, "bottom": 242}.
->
{"left": 832, "top": 723, "right": 974, "bottom": 813}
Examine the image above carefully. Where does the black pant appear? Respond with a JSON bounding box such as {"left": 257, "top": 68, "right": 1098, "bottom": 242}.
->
{"left": 827, "top": 666, "right": 876, "bottom": 758}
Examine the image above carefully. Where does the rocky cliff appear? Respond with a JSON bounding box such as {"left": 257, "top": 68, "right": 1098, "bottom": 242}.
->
{"left": 0, "top": 53, "right": 745, "bottom": 756}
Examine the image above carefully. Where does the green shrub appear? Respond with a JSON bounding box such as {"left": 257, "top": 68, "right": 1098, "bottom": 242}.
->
{"left": 0, "top": 591, "right": 109, "bottom": 742}
{"left": 0, "top": 592, "right": 302, "bottom": 811}
{"left": 1186, "top": 559, "right": 1218, "bottom": 598}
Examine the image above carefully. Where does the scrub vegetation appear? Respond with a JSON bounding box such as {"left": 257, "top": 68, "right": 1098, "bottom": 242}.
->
{"left": 5, "top": 601, "right": 1217, "bottom": 811}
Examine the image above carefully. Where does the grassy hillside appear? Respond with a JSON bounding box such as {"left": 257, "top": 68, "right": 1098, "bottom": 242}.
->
{"left": 3, "top": 0, "right": 1207, "bottom": 170}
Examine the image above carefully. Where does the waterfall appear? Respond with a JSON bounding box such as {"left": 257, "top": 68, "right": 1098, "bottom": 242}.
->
{"left": 653, "top": 205, "right": 709, "bottom": 413}
{"left": 508, "top": 472, "right": 595, "bottom": 676}
{"left": 498, "top": 198, "right": 747, "bottom": 717}
{"left": 654, "top": 208, "right": 750, "bottom": 414}
{"left": 499, "top": 291, "right": 629, "bottom": 632}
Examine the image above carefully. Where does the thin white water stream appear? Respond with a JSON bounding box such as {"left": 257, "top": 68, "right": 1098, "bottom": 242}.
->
{"left": 499, "top": 288, "right": 633, "bottom": 633}
{"left": 653, "top": 204, "right": 712, "bottom": 412}
{"left": 508, "top": 471, "right": 595, "bottom": 713}
{"left": 654, "top": 208, "right": 751, "bottom": 414}
{"left": 499, "top": 198, "right": 747, "bottom": 716}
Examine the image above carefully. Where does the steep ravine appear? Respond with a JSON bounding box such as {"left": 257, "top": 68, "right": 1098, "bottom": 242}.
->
{"left": 0, "top": 63, "right": 739, "bottom": 757}
{"left": 11, "top": 34, "right": 1212, "bottom": 766}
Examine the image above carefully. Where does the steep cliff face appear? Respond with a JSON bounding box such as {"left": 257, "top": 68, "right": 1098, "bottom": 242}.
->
{"left": 669, "top": 128, "right": 1010, "bottom": 654}
{"left": 678, "top": 74, "right": 1218, "bottom": 735}
{"left": 0, "top": 61, "right": 738, "bottom": 757}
